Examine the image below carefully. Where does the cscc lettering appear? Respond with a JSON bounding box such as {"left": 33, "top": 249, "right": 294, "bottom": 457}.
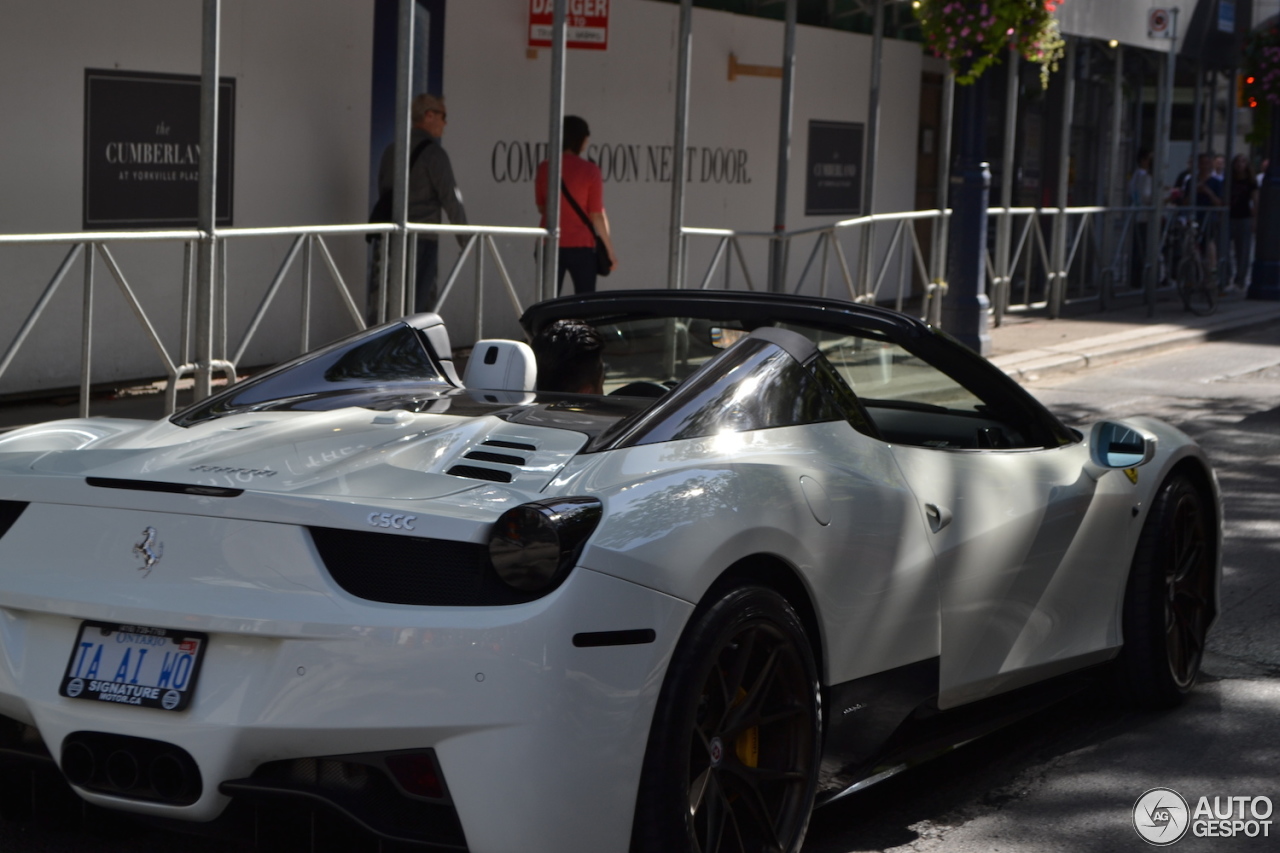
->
{"left": 367, "top": 512, "right": 418, "bottom": 531}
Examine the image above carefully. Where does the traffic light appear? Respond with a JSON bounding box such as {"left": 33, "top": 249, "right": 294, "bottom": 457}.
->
{"left": 1240, "top": 73, "right": 1258, "bottom": 109}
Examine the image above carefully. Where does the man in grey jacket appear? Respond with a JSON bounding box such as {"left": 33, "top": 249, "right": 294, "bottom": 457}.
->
{"left": 374, "top": 93, "right": 468, "bottom": 316}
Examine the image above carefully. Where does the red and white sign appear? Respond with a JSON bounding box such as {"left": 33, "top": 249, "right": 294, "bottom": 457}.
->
{"left": 529, "top": 0, "right": 609, "bottom": 51}
{"left": 1148, "top": 8, "right": 1176, "bottom": 40}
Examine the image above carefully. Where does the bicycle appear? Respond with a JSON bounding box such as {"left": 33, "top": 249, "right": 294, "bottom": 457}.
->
{"left": 1171, "top": 217, "right": 1217, "bottom": 316}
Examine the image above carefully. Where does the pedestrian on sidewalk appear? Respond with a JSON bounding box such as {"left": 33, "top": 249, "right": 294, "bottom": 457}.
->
{"left": 1128, "top": 148, "right": 1153, "bottom": 289}
{"left": 368, "top": 93, "right": 468, "bottom": 320}
{"left": 1227, "top": 153, "right": 1255, "bottom": 294}
{"left": 1194, "top": 153, "right": 1224, "bottom": 281}
{"left": 535, "top": 115, "right": 618, "bottom": 295}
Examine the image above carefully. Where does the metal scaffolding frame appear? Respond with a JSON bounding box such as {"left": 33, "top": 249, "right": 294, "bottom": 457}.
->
{"left": 168, "top": 1, "right": 1189, "bottom": 397}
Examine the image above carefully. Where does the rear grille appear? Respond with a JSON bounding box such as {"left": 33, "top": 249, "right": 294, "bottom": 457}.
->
{"left": 222, "top": 750, "right": 466, "bottom": 849}
{"left": 444, "top": 465, "right": 512, "bottom": 483}
{"left": 0, "top": 501, "right": 27, "bottom": 539}
{"left": 309, "top": 527, "right": 535, "bottom": 606}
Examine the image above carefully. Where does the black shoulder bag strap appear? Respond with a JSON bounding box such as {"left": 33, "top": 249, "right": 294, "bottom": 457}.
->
{"left": 409, "top": 136, "right": 435, "bottom": 172}
{"left": 369, "top": 139, "right": 433, "bottom": 221}
{"left": 560, "top": 180, "right": 600, "bottom": 237}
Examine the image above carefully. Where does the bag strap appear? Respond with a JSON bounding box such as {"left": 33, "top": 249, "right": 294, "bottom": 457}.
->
{"left": 560, "top": 180, "right": 599, "bottom": 236}
{"left": 409, "top": 137, "right": 432, "bottom": 167}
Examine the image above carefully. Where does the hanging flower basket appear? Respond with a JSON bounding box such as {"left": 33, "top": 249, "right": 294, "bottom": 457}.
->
{"left": 1244, "top": 25, "right": 1280, "bottom": 108}
{"left": 913, "top": 0, "right": 1067, "bottom": 87}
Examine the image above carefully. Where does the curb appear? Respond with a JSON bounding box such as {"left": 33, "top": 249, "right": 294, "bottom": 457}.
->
{"left": 991, "top": 303, "right": 1280, "bottom": 383}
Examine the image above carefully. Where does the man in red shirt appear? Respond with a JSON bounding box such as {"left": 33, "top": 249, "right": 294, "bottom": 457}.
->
{"left": 535, "top": 115, "right": 618, "bottom": 294}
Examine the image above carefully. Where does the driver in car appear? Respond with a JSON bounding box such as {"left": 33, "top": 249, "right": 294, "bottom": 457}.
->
{"left": 531, "top": 319, "right": 605, "bottom": 395}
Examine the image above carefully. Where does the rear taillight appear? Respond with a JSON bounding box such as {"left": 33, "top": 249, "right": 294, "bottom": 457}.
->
{"left": 384, "top": 752, "right": 444, "bottom": 800}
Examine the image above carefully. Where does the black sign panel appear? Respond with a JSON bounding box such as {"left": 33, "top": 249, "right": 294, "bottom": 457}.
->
{"left": 805, "top": 120, "right": 864, "bottom": 217}
{"left": 84, "top": 69, "right": 235, "bottom": 229}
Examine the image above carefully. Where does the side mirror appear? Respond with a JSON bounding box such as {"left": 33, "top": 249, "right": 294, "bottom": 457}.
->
{"left": 1089, "top": 421, "right": 1157, "bottom": 469}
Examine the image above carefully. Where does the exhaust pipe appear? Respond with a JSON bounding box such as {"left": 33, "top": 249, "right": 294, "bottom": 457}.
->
{"left": 61, "top": 731, "right": 202, "bottom": 804}
{"left": 105, "top": 749, "right": 140, "bottom": 791}
{"left": 149, "top": 752, "right": 190, "bottom": 801}
{"left": 61, "top": 739, "right": 96, "bottom": 787}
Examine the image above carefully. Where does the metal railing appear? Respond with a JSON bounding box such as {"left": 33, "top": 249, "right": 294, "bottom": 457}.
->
{"left": 0, "top": 203, "right": 1228, "bottom": 419}
{"left": 682, "top": 202, "right": 1217, "bottom": 329}
{"left": 681, "top": 208, "right": 952, "bottom": 325}
{"left": 985, "top": 204, "right": 1228, "bottom": 325}
{"left": 0, "top": 222, "right": 547, "bottom": 417}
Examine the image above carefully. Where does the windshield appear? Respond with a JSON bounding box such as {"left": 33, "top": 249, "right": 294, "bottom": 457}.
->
{"left": 172, "top": 323, "right": 451, "bottom": 426}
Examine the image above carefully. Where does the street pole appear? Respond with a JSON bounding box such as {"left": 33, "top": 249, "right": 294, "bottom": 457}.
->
{"left": 1050, "top": 37, "right": 1076, "bottom": 319}
{"left": 194, "top": 0, "right": 220, "bottom": 400}
{"left": 931, "top": 71, "right": 955, "bottom": 289}
{"left": 389, "top": 0, "right": 413, "bottom": 318}
{"left": 941, "top": 71, "right": 992, "bottom": 356}
{"left": 668, "top": 0, "right": 693, "bottom": 290}
{"left": 541, "top": 0, "right": 567, "bottom": 301}
{"left": 1105, "top": 43, "right": 1123, "bottom": 310}
{"left": 859, "top": 0, "right": 885, "bottom": 300}
{"left": 864, "top": 0, "right": 884, "bottom": 216}
{"left": 1149, "top": 12, "right": 1177, "bottom": 315}
{"left": 1223, "top": 67, "right": 1237, "bottom": 288}
{"left": 1250, "top": 122, "right": 1280, "bottom": 298}
{"left": 768, "top": 0, "right": 797, "bottom": 293}
{"left": 995, "top": 50, "right": 1019, "bottom": 324}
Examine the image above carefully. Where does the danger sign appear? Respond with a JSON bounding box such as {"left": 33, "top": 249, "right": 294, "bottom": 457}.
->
{"left": 1148, "top": 8, "right": 1176, "bottom": 39}
{"left": 529, "top": 0, "right": 609, "bottom": 51}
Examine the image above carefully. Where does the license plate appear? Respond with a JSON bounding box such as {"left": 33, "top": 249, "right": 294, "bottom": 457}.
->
{"left": 59, "top": 622, "right": 207, "bottom": 712}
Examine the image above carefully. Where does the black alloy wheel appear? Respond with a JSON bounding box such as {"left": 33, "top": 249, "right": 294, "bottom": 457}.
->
{"left": 1163, "top": 479, "right": 1214, "bottom": 689}
{"left": 632, "top": 585, "right": 820, "bottom": 853}
{"left": 1116, "top": 473, "right": 1215, "bottom": 709}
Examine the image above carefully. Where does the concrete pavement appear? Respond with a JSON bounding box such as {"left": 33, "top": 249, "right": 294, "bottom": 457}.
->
{"left": 989, "top": 290, "right": 1280, "bottom": 383}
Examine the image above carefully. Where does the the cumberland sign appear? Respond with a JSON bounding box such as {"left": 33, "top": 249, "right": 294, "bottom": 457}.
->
{"left": 83, "top": 69, "right": 235, "bottom": 229}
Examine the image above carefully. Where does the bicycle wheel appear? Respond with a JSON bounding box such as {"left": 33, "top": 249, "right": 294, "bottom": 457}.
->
{"left": 1177, "top": 257, "right": 1216, "bottom": 316}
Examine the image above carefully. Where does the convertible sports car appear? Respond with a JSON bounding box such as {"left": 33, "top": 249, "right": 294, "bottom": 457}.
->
{"left": 0, "top": 290, "right": 1218, "bottom": 852}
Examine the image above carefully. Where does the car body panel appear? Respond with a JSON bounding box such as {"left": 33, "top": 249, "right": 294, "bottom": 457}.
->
{"left": 890, "top": 440, "right": 1131, "bottom": 707}
{"left": 0, "top": 291, "right": 1222, "bottom": 852}
{"left": 572, "top": 421, "right": 940, "bottom": 684}
{"left": 0, "top": 541, "right": 690, "bottom": 851}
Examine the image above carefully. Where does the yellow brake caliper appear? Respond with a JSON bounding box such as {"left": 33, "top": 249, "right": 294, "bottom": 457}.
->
{"left": 732, "top": 687, "right": 759, "bottom": 768}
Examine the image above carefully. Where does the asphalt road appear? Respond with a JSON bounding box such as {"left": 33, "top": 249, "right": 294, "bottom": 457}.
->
{"left": 804, "top": 325, "right": 1280, "bottom": 853}
{"left": 1, "top": 327, "right": 1278, "bottom": 852}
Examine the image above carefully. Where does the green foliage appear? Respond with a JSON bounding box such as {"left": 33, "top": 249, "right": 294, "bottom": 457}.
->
{"left": 913, "top": 0, "right": 1066, "bottom": 87}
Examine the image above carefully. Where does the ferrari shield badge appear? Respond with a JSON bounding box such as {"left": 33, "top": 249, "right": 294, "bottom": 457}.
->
{"left": 1124, "top": 468, "right": 1140, "bottom": 485}
{"left": 132, "top": 526, "right": 164, "bottom": 577}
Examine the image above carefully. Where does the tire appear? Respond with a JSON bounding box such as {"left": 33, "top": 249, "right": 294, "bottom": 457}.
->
{"left": 1176, "top": 257, "right": 1216, "bottom": 316}
{"left": 631, "top": 585, "right": 821, "bottom": 853}
{"left": 1115, "top": 473, "right": 1215, "bottom": 710}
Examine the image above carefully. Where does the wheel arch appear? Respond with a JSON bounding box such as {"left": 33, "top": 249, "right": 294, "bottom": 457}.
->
{"left": 699, "top": 553, "right": 827, "bottom": 687}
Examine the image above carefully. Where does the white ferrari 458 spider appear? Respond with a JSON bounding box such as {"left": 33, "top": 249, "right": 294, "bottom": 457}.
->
{"left": 0, "top": 290, "right": 1219, "bottom": 852}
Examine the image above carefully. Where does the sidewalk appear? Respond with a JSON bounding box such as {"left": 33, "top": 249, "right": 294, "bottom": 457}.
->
{"left": 989, "top": 290, "right": 1280, "bottom": 383}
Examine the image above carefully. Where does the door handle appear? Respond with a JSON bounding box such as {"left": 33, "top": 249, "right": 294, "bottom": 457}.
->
{"left": 924, "top": 503, "right": 952, "bottom": 533}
